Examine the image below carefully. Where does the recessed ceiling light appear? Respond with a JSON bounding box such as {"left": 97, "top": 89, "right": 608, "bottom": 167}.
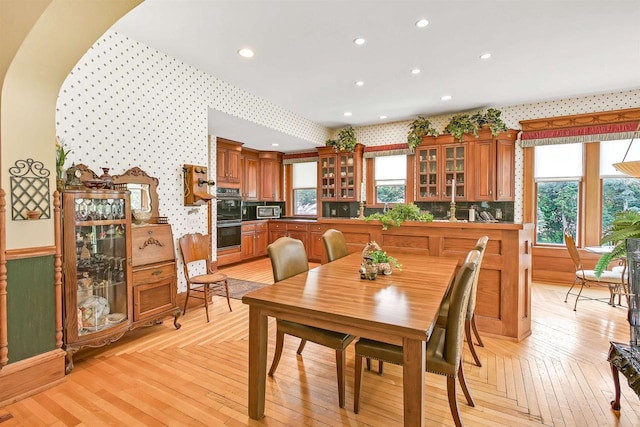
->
{"left": 353, "top": 37, "right": 366, "bottom": 46}
{"left": 344, "top": 112, "right": 353, "bottom": 117}
{"left": 411, "top": 68, "right": 421, "bottom": 74}
{"left": 355, "top": 81, "right": 364, "bottom": 87}
{"left": 441, "top": 95, "right": 452, "bottom": 101}
{"left": 238, "top": 48, "right": 255, "bottom": 58}
{"left": 271, "top": 143, "right": 279, "bottom": 147}
{"left": 379, "top": 115, "right": 388, "bottom": 119}
{"left": 480, "top": 53, "right": 492, "bottom": 60}
{"left": 415, "top": 19, "right": 429, "bottom": 28}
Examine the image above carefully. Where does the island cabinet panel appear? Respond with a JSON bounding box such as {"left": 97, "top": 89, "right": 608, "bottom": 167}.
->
{"left": 317, "top": 218, "right": 533, "bottom": 341}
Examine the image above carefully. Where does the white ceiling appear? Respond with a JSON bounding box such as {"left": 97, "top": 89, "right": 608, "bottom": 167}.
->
{"left": 112, "top": 0, "right": 640, "bottom": 152}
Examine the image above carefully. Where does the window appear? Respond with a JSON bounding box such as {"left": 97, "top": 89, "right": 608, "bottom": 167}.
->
{"left": 292, "top": 162, "right": 317, "bottom": 215}
{"left": 534, "top": 143, "right": 582, "bottom": 244}
{"left": 600, "top": 139, "right": 640, "bottom": 233}
{"left": 374, "top": 155, "right": 406, "bottom": 204}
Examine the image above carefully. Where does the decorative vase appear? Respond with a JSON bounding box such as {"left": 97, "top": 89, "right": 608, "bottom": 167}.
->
{"left": 100, "top": 167, "right": 113, "bottom": 189}
{"left": 56, "top": 166, "right": 66, "bottom": 192}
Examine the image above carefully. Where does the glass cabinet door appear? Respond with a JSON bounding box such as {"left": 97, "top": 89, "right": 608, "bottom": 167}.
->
{"left": 444, "top": 144, "right": 466, "bottom": 200}
{"left": 338, "top": 153, "right": 355, "bottom": 199}
{"left": 416, "top": 146, "right": 440, "bottom": 200}
{"left": 64, "top": 191, "right": 131, "bottom": 343}
{"left": 320, "top": 156, "right": 336, "bottom": 199}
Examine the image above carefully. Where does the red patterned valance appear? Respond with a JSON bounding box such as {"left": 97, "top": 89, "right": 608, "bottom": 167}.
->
{"left": 520, "top": 108, "right": 640, "bottom": 147}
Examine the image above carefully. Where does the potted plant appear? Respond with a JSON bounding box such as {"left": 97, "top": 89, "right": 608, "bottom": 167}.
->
{"left": 595, "top": 210, "right": 640, "bottom": 277}
{"left": 407, "top": 116, "right": 439, "bottom": 151}
{"left": 326, "top": 125, "right": 357, "bottom": 152}
{"left": 471, "top": 108, "right": 508, "bottom": 137}
{"left": 444, "top": 113, "right": 479, "bottom": 142}
{"left": 368, "top": 249, "right": 402, "bottom": 274}
{"left": 365, "top": 202, "right": 434, "bottom": 230}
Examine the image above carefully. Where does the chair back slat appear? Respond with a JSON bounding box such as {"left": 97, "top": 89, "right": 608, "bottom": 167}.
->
{"left": 564, "top": 233, "right": 584, "bottom": 271}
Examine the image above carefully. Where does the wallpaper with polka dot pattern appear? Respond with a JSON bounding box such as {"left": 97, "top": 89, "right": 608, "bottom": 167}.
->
{"left": 56, "top": 30, "right": 639, "bottom": 289}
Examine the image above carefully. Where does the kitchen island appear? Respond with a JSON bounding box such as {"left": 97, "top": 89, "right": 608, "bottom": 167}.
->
{"left": 317, "top": 218, "right": 534, "bottom": 341}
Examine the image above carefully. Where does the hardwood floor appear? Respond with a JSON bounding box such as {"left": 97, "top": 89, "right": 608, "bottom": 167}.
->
{"left": 1, "top": 257, "right": 639, "bottom": 426}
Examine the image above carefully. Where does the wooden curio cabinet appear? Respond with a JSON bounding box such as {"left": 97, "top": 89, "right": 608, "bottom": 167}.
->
{"left": 415, "top": 137, "right": 468, "bottom": 201}
{"left": 317, "top": 143, "right": 364, "bottom": 201}
{"left": 62, "top": 189, "right": 132, "bottom": 373}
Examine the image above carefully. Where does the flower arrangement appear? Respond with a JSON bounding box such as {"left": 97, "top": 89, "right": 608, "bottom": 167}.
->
{"left": 326, "top": 125, "right": 357, "bottom": 152}
{"left": 56, "top": 137, "right": 72, "bottom": 169}
{"left": 367, "top": 249, "right": 402, "bottom": 271}
{"left": 407, "top": 116, "right": 439, "bottom": 151}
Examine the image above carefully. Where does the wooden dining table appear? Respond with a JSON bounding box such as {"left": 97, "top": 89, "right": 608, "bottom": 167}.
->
{"left": 242, "top": 249, "right": 459, "bottom": 426}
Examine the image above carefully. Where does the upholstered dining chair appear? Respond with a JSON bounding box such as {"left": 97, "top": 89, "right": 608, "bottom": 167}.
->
{"left": 438, "top": 236, "right": 488, "bottom": 367}
{"left": 178, "top": 233, "right": 231, "bottom": 322}
{"left": 564, "top": 233, "right": 625, "bottom": 311}
{"left": 353, "top": 250, "right": 480, "bottom": 427}
{"left": 322, "top": 228, "right": 349, "bottom": 262}
{"left": 267, "top": 236, "right": 356, "bottom": 408}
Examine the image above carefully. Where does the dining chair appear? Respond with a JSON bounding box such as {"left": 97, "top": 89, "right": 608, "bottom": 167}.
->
{"left": 353, "top": 250, "right": 480, "bottom": 427}
{"left": 322, "top": 228, "right": 349, "bottom": 262}
{"left": 564, "top": 232, "right": 625, "bottom": 311}
{"left": 437, "top": 236, "right": 488, "bottom": 367}
{"left": 267, "top": 236, "right": 356, "bottom": 408}
{"left": 178, "top": 233, "right": 231, "bottom": 322}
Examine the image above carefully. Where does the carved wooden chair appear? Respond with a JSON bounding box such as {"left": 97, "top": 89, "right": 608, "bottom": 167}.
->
{"left": 322, "top": 228, "right": 349, "bottom": 262}
{"left": 178, "top": 233, "right": 230, "bottom": 322}
{"left": 267, "top": 236, "right": 356, "bottom": 408}
{"left": 353, "top": 250, "right": 480, "bottom": 427}
{"left": 564, "top": 233, "right": 625, "bottom": 311}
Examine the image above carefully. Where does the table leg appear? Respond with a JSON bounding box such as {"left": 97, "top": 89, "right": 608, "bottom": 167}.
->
{"left": 403, "top": 337, "right": 425, "bottom": 427}
{"left": 610, "top": 362, "right": 621, "bottom": 410}
{"left": 248, "top": 306, "right": 268, "bottom": 419}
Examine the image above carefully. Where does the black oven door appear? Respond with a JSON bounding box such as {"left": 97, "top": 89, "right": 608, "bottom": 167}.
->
{"left": 217, "top": 198, "right": 242, "bottom": 221}
{"left": 217, "top": 221, "right": 241, "bottom": 249}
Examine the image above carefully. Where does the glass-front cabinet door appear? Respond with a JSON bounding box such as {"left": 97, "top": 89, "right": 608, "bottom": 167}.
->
{"left": 62, "top": 189, "right": 132, "bottom": 372}
{"left": 337, "top": 152, "right": 356, "bottom": 199}
{"left": 444, "top": 143, "right": 467, "bottom": 201}
{"left": 416, "top": 146, "right": 440, "bottom": 200}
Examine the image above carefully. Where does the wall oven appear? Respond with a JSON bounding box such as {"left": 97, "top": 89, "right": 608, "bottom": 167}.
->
{"left": 216, "top": 188, "right": 242, "bottom": 250}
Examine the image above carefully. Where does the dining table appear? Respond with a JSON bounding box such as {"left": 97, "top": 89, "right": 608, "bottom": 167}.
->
{"left": 242, "top": 249, "right": 459, "bottom": 426}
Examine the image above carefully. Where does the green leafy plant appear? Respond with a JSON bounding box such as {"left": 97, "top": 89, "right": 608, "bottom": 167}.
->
{"left": 365, "top": 202, "right": 434, "bottom": 230}
{"left": 471, "top": 108, "right": 508, "bottom": 137}
{"left": 407, "top": 116, "right": 439, "bottom": 151}
{"left": 326, "top": 125, "right": 357, "bottom": 152}
{"left": 594, "top": 210, "right": 640, "bottom": 277}
{"left": 444, "top": 114, "right": 479, "bottom": 142}
{"left": 367, "top": 249, "right": 402, "bottom": 270}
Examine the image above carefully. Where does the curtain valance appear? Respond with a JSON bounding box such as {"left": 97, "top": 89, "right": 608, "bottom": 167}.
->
{"left": 520, "top": 108, "right": 640, "bottom": 147}
{"left": 363, "top": 143, "right": 412, "bottom": 158}
{"left": 282, "top": 151, "right": 319, "bottom": 165}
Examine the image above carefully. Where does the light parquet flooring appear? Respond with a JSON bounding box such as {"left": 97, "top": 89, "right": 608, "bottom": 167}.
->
{"left": 1, "top": 257, "right": 639, "bottom": 426}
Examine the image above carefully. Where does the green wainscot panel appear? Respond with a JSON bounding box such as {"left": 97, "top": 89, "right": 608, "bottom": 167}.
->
{"left": 6, "top": 255, "right": 56, "bottom": 363}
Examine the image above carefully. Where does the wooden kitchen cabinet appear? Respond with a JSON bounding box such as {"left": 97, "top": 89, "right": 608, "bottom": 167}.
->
{"left": 216, "top": 138, "right": 242, "bottom": 186}
{"left": 473, "top": 128, "right": 518, "bottom": 201}
{"left": 415, "top": 136, "right": 468, "bottom": 202}
{"left": 308, "top": 223, "right": 324, "bottom": 262}
{"left": 268, "top": 221, "right": 312, "bottom": 259}
{"left": 317, "top": 144, "right": 364, "bottom": 202}
{"left": 259, "top": 151, "right": 283, "bottom": 201}
{"left": 241, "top": 221, "right": 268, "bottom": 260}
{"left": 241, "top": 149, "right": 259, "bottom": 201}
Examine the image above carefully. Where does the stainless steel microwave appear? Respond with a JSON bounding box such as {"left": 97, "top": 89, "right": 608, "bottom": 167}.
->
{"left": 256, "top": 205, "right": 281, "bottom": 219}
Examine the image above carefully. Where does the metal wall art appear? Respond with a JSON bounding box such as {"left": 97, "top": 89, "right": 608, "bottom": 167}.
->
{"left": 9, "top": 158, "right": 51, "bottom": 220}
